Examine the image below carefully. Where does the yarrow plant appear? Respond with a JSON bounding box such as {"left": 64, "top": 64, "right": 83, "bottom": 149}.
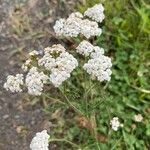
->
{"left": 3, "top": 3, "right": 130, "bottom": 149}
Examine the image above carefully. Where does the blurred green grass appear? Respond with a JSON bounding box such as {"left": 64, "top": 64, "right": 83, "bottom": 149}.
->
{"left": 76, "top": 0, "right": 150, "bottom": 149}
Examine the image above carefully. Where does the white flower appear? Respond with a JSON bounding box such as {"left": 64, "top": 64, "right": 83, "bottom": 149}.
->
{"left": 84, "top": 4, "right": 105, "bottom": 23}
{"left": 134, "top": 114, "right": 143, "bottom": 122}
{"left": 50, "top": 68, "right": 70, "bottom": 87}
{"left": 22, "top": 59, "right": 31, "bottom": 72}
{"left": 55, "top": 52, "right": 78, "bottom": 73}
{"left": 50, "top": 52, "right": 78, "bottom": 87}
{"left": 90, "top": 46, "right": 105, "bottom": 58}
{"left": 63, "top": 17, "right": 82, "bottom": 37}
{"left": 25, "top": 67, "right": 48, "bottom": 96}
{"left": 38, "top": 45, "right": 66, "bottom": 70}
{"left": 22, "top": 51, "right": 39, "bottom": 72}
{"left": 80, "top": 19, "right": 102, "bottom": 39}
{"left": 83, "top": 54, "right": 112, "bottom": 81}
{"left": 4, "top": 74, "right": 24, "bottom": 93}
{"left": 110, "top": 117, "right": 122, "bottom": 131}
{"left": 30, "top": 130, "right": 50, "bottom": 150}
{"left": 53, "top": 18, "right": 66, "bottom": 36}
{"left": 54, "top": 16, "right": 82, "bottom": 37}
{"left": 76, "top": 41, "right": 105, "bottom": 57}
{"left": 38, "top": 44, "right": 78, "bottom": 87}
{"left": 38, "top": 53, "right": 56, "bottom": 70}
{"left": 53, "top": 13, "right": 102, "bottom": 38}
{"left": 76, "top": 40, "right": 94, "bottom": 56}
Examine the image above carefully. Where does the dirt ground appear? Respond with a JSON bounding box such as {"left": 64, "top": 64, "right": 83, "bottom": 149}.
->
{"left": 0, "top": 0, "right": 79, "bottom": 149}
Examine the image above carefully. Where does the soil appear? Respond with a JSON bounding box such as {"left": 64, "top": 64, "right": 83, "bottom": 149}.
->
{"left": 0, "top": 0, "right": 79, "bottom": 149}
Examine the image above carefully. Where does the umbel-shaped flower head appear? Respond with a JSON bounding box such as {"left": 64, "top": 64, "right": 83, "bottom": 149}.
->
{"left": 4, "top": 74, "right": 24, "bottom": 93}
{"left": 30, "top": 130, "right": 50, "bottom": 150}
{"left": 53, "top": 9, "right": 103, "bottom": 39}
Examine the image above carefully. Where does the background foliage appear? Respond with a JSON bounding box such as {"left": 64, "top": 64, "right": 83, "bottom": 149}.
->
{"left": 75, "top": 0, "right": 150, "bottom": 149}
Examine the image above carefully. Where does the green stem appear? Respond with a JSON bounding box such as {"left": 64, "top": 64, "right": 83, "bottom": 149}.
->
{"left": 59, "top": 88, "right": 84, "bottom": 116}
{"left": 49, "top": 138, "right": 80, "bottom": 149}
{"left": 111, "top": 136, "right": 122, "bottom": 150}
{"left": 42, "top": 93, "right": 66, "bottom": 105}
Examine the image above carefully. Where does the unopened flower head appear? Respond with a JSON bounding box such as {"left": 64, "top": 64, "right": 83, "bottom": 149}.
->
{"left": 76, "top": 40, "right": 94, "bottom": 56}
{"left": 110, "top": 117, "right": 123, "bottom": 131}
{"left": 83, "top": 54, "right": 112, "bottom": 81}
{"left": 30, "top": 130, "right": 50, "bottom": 150}
{"left": 29, "top": 50, "right": 39, "bottom": 56}
{"left": 69, "top": 12, "right": 83, "bottom": 19}
{"left": 84, "top": 4, "right": 105, "bottom": 23}
{"left": 25, "top": 67, "right": 48, "bottom": 96}
{"left": 44, "top": 44, "right": 66, "bottom": 55}
{"left": 4, "top": 74, "right": 24, "bottom": 93}
{"left": 134, "top": 114, "right": 143, "bottom": 122}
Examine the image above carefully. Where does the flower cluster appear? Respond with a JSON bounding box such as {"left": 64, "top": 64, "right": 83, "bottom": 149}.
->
{"left": 25, "top": 67, "right": 48, "bottom": 96}
{"left": 30, "top": 130, "right": 50, "bottom": 150}
{"left": 22, "top": 59, "right": 31, "bottom": 72}
{"left": 77, "top": 41, "right": 112, "bottom": 82}
{"left": 110, "top": 117, "right": 123, "bottom": 131}
{"left": 76, "top": 40, "right": 94, "bottom": 56}
{"left": 4, "top": 44, "right": 78, "bottom": 94}
{"left": 4, "top": 74, "right": 24, "bottom": 93}
{"left": 84, "top": 4, "right": 105, "bottom": 23}
{"left": 90, "top": 46, "right": 105, "bottom": 58}
{"left": 38, "top": 44, "right": 66, "bottom": 70}
{"left": 53, "top": 13, "right": 82, "bottom": 37}
{"left": 83, "top": 56, "right": 112, "bottom": 81}
{"left": 53, "top": 11, "right": 102, "bottom": 38}
{"left": 39, "top": 44, "right": 78, "bottom": 87}
{"left": 80, "top": 19, "right": 102, "bottom": 38}
{"left": 53, "top": 3, "right": 111, "bottom": 82}
{"left": 76, "top": 40, "right": 105, "bottom": 57}
{"left": 50, "top": 52, "right": 78, "bottom": 87}
{"left": 22, "top": 50, "right": 40, "bottom": 72}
